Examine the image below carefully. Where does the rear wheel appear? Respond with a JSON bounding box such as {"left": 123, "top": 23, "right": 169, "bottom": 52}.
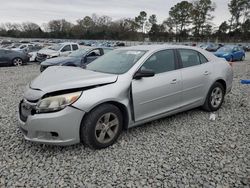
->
{"left": 12, "top": 58, "right": 23, "bottom": 66}
{"left": 202, "top": 82, "right": 225, "bottom": 112}
{"left": 80, "top": 104, "right": 123, "bottom": 149}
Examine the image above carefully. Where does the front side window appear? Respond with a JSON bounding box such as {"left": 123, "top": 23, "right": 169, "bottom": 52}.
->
{"left": 178, "top": 49, "right": 201, "bottom": 68}
{"left": 141, "top": 50, "right": 176, "bottom": 74}
{"left": 61, "top": 45, "right": 71, "bottom": 52}
{"left": 199, "top": 53, "right": 208, "bottom": 64}
{"left": 86, "top": 50, "right": 146, "bottom": 74}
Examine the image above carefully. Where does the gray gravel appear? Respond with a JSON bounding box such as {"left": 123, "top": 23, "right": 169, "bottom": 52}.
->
{"left": 0, "top": 55, "right": 249, "bottom": 187}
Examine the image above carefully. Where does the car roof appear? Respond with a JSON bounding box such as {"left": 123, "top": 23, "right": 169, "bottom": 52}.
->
{"left": 118, "top": 44, "right": 203, "bottom": 51}
{"left": 116, "top": 44, "right": 218, "bottom": 61}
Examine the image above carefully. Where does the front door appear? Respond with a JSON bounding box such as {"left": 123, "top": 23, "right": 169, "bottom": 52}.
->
{"left": 132, "top": 49, "right": 182, "bottom": 121}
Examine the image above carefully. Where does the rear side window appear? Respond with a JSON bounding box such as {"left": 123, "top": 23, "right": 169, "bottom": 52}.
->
{"left": 199, "top": 53, "right": 208, "bottom": 63}
{"left": 178, "top": 49, "right": 201, "bottom": 68}
{"left": 142, "top": 50, "right": 176, "bottom": 74}
{"left": 72, "top": 44, "right": 78, "bottom": 50}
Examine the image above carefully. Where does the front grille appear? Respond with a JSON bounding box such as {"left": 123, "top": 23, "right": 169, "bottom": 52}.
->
{"left": 19, "top": 99, "right": 37, "bottom": 122}
{"left": 37, "top": 53, "right": 47, "bottom": 62}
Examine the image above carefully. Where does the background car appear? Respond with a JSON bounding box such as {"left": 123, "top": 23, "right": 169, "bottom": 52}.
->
{"left": 19, "top": 45, "right": 233, "bottom": 149}
{"left": 40, "top": 47, "right": 113, "bottom": 72}
{"left": 36, "top": 42, "right": 79, "bottom": 62}
{"left": 0, "top": 49, "right": 30, "bottom": 66}
{"left": 214, "top": 45, "right": 245, "bottom": 62}
{"left": 199, "top": 43, "right": 220, "bottom": 52}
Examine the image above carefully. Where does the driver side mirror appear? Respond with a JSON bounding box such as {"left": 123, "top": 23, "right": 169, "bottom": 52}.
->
{"left": 133, "top": 69, "right": 155, "bottom": 80}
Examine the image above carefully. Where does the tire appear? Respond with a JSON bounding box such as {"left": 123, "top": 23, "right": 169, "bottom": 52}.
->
{"left": 202, "top": 82, "right": 225, "bottom": 112}
{"left": 80, "top": 104, "right": 123, "bottom": 149}
{"left": 12, "top": 57, "right": 23, "bottom": 66}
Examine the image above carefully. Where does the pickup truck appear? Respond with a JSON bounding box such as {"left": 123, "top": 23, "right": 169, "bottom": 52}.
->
{"left": 36, "top": 42, "right": 79, "bottom": 62}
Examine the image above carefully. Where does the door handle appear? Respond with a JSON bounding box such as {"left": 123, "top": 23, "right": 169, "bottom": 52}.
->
{"left": 170, "top": 79, "right": 177, "bottom": 84}
{"left": 204, "top": 71, "right": 210, "bottom": 75}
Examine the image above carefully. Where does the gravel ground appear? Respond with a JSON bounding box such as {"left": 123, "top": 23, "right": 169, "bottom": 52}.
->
{"left": 0, "top": 54, "right": 249, "bottom": 187}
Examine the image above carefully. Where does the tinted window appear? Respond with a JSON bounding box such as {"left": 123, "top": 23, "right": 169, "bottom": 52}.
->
{"left": 178, "top": 49, "right": 201, "bottom": 68}
{"left": 199, "top": 53, "right": 208, "bottom": 64}
{"left": 142, "top": 50, "right": 175, "bottom": 74}
{"left": 72, "top": 44, "right": 78, "bottom": 50}
{"left": 61, "top": 45, "right": 71, "bottom": 52}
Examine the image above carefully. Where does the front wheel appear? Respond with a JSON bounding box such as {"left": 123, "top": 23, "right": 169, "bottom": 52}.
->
{"left": 80, "top": 104, "right": 123, "bottom": 149}
{"left": 202, "top": 82, "right": 225, "bottom": 112}
{"left": 12, "top": 58, "right": 23, "bottom": 66}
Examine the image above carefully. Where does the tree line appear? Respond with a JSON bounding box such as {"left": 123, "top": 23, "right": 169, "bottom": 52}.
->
{"left": 0, "top": 0, "right": 249, "bottom": 42}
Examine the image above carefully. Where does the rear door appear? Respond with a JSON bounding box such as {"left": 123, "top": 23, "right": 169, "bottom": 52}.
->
{"left": 0, "top": 50, "right": 11, "bottom": 65}
{"left": 131, "top": 49, "right": 182, "bottom": 121}
{"left": 177, "top": 49, "right": 212, "bottom": 106}
{"left": 0, "top": 50, "right": 6, "bottom": 64}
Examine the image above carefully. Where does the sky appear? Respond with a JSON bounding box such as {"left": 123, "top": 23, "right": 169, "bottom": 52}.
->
{"left": 0, "top": 0, "right": 231, "bottom": 27}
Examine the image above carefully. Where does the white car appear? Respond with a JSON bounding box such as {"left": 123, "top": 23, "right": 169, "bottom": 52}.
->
{"left": 11, "top": 43, "right": 35, "bottom": 53}
{"left": 36, "top": 42, "right": 79, "bottom": 62}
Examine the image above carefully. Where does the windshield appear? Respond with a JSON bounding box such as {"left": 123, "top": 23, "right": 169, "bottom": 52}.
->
{"left": 86, "top": 50, "right": 146, "bottom": 74}
{"left": 49, "top": 44, "right": 64, "bottom": 51}
{"left": 217, "top": 46, "right": 233, "bottom": 52}
{"left": 69, "top": 48, "right": 89, "bottom": 57}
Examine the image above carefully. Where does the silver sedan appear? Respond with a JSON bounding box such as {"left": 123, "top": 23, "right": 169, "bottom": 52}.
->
{"left": 18, "top": 45, "right": 233, "bottom": 149}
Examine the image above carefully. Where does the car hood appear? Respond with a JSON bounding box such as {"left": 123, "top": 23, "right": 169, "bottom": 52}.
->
{"left": 38, "top": 49, "right": 59, "bottom": 56}
{"left": 29, "top": 66, "right": 118, "bottom": 94}
{"left": 41, "top": 56, "right": 80, "bottom": 66}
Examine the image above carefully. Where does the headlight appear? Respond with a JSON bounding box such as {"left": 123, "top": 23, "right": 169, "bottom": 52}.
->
{"left": 223, "top": 53, "right": 229, "bottom": 56}
{"left": 36, "top": 91, "right": 82, "bottom": 113}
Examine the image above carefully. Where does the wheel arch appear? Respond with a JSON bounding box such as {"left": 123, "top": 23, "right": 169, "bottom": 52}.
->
{"left": 215, "top": 79, "right": 227, "bottom": 92}
{"left": 82, "top": 101, "right": 130, "bottom": 130}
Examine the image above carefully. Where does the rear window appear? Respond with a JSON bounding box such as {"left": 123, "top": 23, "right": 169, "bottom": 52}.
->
{"left": 72, "top": 44, "right": 78, "bottom": 51}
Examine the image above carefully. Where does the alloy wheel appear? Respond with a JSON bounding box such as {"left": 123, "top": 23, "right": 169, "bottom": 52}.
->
{"left": 210, "top": 87, "right": 223, "bottom": 108}
{"left": 95, "top": 112, "right": 119, "bottom": 144}
{"left": 13, "top": 58, "right": 23, "bottom": 66}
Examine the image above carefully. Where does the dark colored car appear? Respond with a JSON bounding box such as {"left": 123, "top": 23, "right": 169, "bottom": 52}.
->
{"left": 200, "top": 43, "right": 220, "bottom": 52}
{"left": 214, "top": 45, "right": 245, "bottom": 62}
{"left": 40, "top": 47, "right": 113, "bottom": 72}
{"left": 0, "top": 49, "right": 30, "bottom": 66}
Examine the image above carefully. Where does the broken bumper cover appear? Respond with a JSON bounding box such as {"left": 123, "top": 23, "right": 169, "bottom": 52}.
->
{"left": 18, "top": 106, "right": 85, "bottom": 146}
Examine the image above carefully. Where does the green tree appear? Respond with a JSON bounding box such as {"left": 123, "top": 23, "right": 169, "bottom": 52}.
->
{"left": 135, "top": 11, "right": 147, "bottom": 33}
{"left": 191, "top": 0, "right": 215, "bottom": 40}
{"left": 169, "top": 1, "right": 193, "bottom": 35}
{"left": 228, "top": 0, "right": 250, "bottom": 31}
